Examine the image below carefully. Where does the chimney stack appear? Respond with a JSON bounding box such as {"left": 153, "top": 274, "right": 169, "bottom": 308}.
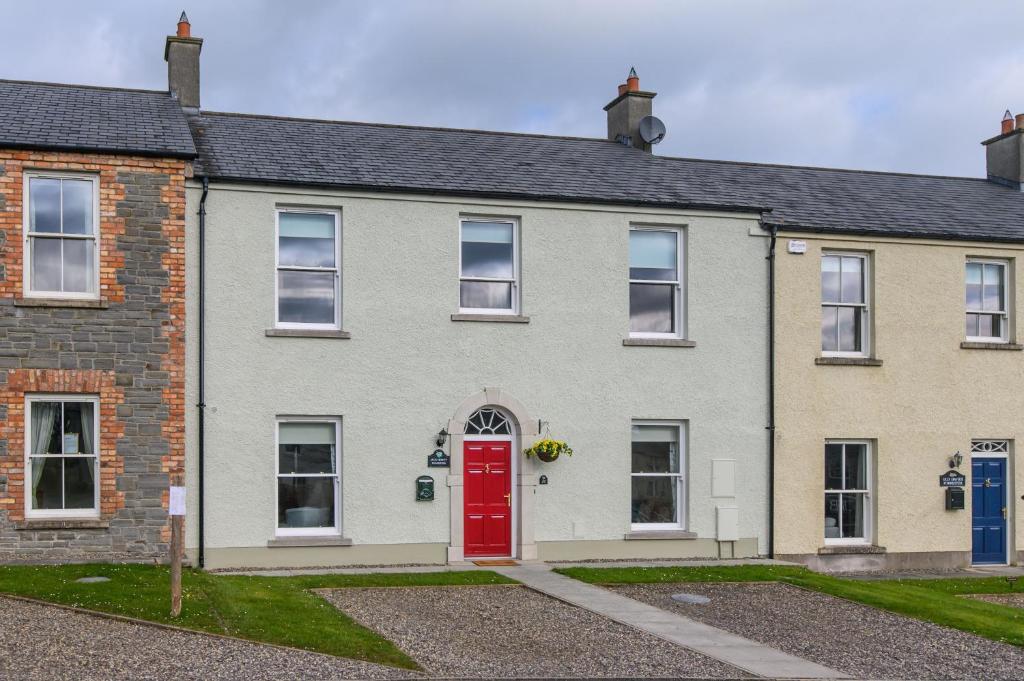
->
{"left": 165, "top": 12, "right": 202, "bottom": 110}
{"left": 983, "top": 109, "right": 1024, "bottom": 190}
{"left": 604, "top": 67, "right": 657, "bottom": 152}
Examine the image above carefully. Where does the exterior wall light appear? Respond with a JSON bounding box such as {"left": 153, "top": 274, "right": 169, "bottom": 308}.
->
{"left": 949, "top": 451, "right": 963, "bottom": 469}
{"left": 436, "top": 428, "right": 449, "bottom": 447}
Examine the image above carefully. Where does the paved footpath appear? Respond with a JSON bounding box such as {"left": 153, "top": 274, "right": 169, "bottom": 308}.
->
{"left": 494, "top": 563, "right": 846, "bottom": 680}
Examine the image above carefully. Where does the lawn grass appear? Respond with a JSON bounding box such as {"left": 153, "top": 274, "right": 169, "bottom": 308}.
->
{"left": 556, "top": 564, "right": 1024, "bottom": 647}
{"left": 0, "top": 564, "right": 514, "bottom": 669}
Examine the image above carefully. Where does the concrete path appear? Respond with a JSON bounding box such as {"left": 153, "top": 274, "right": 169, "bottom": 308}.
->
{"left": 494, "top": 563, "right": 846, "bottom": 680}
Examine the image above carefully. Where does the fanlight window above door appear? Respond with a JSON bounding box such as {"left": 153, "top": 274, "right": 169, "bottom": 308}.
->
{"left": 465, "top": 408, "right": 511, "bottom": 435}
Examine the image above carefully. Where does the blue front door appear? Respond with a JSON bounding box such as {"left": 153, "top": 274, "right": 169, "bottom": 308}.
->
{"left": 972, "top": 458, "right": 1007, "bottom": 565}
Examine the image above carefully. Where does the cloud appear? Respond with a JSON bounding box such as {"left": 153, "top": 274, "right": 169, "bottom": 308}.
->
{"left": 2, "top": 0, "right": 1023, "bottom": 176}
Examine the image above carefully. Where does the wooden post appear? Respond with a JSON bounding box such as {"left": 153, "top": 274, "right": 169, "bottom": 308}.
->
{"left": 169, "top": 472, "right": 184, "bottom": 617}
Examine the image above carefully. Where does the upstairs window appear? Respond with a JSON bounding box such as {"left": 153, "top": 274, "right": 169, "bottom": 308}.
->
{"left": 966, "top": 259, "right": 1008, "bottom": 342}
{"left": 821, "top": 253, "right": 869, "bottom": 355}
{"left": 629, "top": 227, "right": 683, "bottom": 338}
{"left": 459, "top": 218, "right": 518, "bottom": 314}
{"left": 275, "top": 209, "right": 340, "bottom": 329}
{"left": 24, "top": 174, "right": 99, "bottom": 298}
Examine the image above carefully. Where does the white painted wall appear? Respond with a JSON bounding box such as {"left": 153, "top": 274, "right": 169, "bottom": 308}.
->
{"left": 184, "top": 183, "right": 770, "bottom": 562}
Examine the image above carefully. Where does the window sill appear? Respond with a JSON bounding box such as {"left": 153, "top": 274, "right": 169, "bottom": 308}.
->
{"left": 815, "top": 357, "right": 883, "bottom": 366}
{"left": 623, "top": 338, "right": 696, "bottom": 348}
{"left": 265, "top": 329, "right": 351, "bottom": 339}
{"left": 14, "top": 298, "right": 108, "bottom": 309}
{"left": 267, "top": 536, "right": 353, "bottom": 548}
{"left": 451, "top": 313, "right": 530, "bottom": 323}
{"left": 960, "top": 341, "right": 1023, "bottom": 351}
{"left": 818, "top": 544, "right": 886, "bottom": 555}
{"left": 624, "top": 530, "right": 698, "bottom": 540}
{"left": 16, "top": 519, "right": 108, "bottom": 531}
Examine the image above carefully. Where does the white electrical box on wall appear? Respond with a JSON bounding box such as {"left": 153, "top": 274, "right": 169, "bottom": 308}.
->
{"left": 716, "top": 505, "right": 739, "bottom": 541}
{"left": 711, "top": 459, "right": 736, "bottom": 498}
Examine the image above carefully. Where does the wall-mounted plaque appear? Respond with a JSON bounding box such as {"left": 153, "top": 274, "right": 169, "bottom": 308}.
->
{"left": 427, "top": 449, "right": 450, "bottom": 468}
{"left": 939, "top": 470, "right": 966, "bottom": 488}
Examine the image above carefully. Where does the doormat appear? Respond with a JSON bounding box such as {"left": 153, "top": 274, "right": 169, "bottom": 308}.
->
{"left": 472, "top": 560, "right": 519, "bottom": 566}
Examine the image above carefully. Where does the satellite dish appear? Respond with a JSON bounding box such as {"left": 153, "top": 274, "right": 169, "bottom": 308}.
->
{"left": 638, "top": 116, "right": 666, "bottom": 145}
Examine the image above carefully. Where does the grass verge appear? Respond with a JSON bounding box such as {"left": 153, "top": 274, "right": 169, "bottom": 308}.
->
{"left": 555, "top": 564, "right": 1024, "bottom": 647}
{"left": 0, "top": 564, "right": 514, "bottom": 669}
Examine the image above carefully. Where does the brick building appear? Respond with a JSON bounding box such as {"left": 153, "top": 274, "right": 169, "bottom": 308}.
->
{"left": 0, "top": 81, "right": 194, "bottom": 561}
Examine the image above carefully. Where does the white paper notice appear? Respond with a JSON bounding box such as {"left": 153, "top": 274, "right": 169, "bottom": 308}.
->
{"left": 169, "top": 486, "right": 186, "bottom": 516}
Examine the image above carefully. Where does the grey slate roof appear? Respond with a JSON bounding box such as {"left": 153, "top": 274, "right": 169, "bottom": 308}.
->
{"left": 188, "top": 111, "right": 1024, "bottom": 243}
{"left": 0, "top": 80, "right": 196, "bottom": 158}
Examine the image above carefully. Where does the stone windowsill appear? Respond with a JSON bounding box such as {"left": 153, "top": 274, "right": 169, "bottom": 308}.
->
{"left": 818, "top": 544, "right": 887, "bottom": 555}
{"left": 623, "top": 338, "right": 697, "bottom": 348}
{"left": 960, "top": 341, "right": 1024, "bottom": 351}
{"left": 624, "top": 530, "right": 698, "bottom": 540}
{"left": 815, "top": 356, "right": 883, "bottom": 367}
{"left": 265, "top": 328, "right": 351, "bottom": 339}
{"left": 15, "top": 519, "right": 109, "bottom": 531}
{"left": 266, "top": 536, "right": 353, "bottom": 548}
{"left": 14, "top": 298, "right": 109, "bottom": 309}
{"left": 451, "top": 313, "right": 530, "bottom": 323}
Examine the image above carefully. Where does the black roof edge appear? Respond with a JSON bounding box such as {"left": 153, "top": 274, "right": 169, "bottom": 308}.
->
{"left": 195, "top": 174, "right": 773, "bottom": 215}
{"left": 0, "top": 141, "right": 196, "bottom": 160}
{"left": 767, "top": 220, "right": 1024, "bottom": 245}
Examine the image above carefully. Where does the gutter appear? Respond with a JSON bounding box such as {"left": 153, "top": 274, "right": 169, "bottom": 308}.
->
{"left": 197, "top": 175, "right": 209, "bottom": 568}
{"left": 765, "top": 221, "right": 778, "bottom": 559}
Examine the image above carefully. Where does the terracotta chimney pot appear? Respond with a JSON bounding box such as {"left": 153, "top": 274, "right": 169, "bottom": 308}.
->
{"left": 617, "top": 83, "right": 628, "bottom": 96}
{"left": 626, "top": 67, "right": 639, "bottom": 92}
{"left": 177, "top": 11, "right": 190, "bottom": 38}
{"left": 1002, "top": 111, "right": 1014, "bottom": 135}
{"left": 1015, "top": 113, "right": 1024, "bottom": 131}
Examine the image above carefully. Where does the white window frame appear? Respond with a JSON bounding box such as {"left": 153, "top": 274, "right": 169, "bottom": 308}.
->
{"left": 275, "top": 416, "right": 342, "bottom": 537}
{"left": 630, "top": 420, "right": 687, "bottom": 531}
{"left": 458, "top": 217, "right": 520, "bottom": 315}
{"left": 966, "top": 258, "right": 1009, "bottom": 343}
{"left": 628, "top": 226, "right": 685, "bottom": 339}
{"left": 824, "top": 439, "right": 872, "bottom": 546}
{"left": 821, "top": 252, "right": 870, "bottom": 358}
{"left": 22, "top": 171, "right": 101, "bottom": 300}
{"left": 274, "top": 208, "right": 342, "bottom": 330}
{"left": 24, "top": 394, "right": 101, "bottom": 519}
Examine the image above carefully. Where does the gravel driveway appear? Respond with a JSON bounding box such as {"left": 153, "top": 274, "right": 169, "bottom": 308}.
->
{"left": 610, "top": 582, "right": 1024, "bottom": 680}
{"left": 322, "top": 584, "right": 750, "bottom": 678}
{"left": 0, "top": 596, "right": 415, "bottom": 681}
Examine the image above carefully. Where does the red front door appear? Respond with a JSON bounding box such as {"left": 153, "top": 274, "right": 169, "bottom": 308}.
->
{"left": 464, "top": 440, "right": 512, "bottom": 557}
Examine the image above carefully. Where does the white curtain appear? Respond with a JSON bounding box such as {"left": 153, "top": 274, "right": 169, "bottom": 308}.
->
{"left": 80, "top": 403, "right": 95, "bottom": 487}
{"left": 30, "top": 402, "right": 59, "bottom": 504}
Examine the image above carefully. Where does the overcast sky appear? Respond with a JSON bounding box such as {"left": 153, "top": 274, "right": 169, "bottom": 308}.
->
{"left": 2, "top": 1, "right": 1022, "bottom": 176}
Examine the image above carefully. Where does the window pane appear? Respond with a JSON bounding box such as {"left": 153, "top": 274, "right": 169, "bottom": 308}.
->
{"left": 844, "top": 444, "right": 867, "bottom": 489}
{"left": 460, "top": 281, "right": 512, "bottom": 310}
{"left": 461, "top": 222, "right": 514, "bottom": 279}
{"left": 63, "top": 457, "right": 95, "bottom": 509}
{"left": 61, "top": 179, "right": 93, "bottom": 235}
{"left": 629, "top": 283, "right": 674, "bottom": 333}
{"left": 821, "top": 256, "right": 840, "bottom": 303}
{"left": 840, "top": 493, "right": 866, "bottom": 538}
{"left": 30, "top": 178, "right": 61, "bottom": 233}
{"left": 824, "top": 444, "right": 843, "bottom": 490}
{"left": 31, "top": 458, "right": 63, "bottom": 510}
{"left": 631, "top": 442, "right": 679, "bottom": 474}
{"left": 278, "top": 477, "right": 335, "bottom": 528}
{"left": 824, "top": 493, "right": 841, "bottom": 538}
{"left": 966, "top": 313, "right": 979, "bottom": 337}
{"left": 31, "top": 402, "right": 61, "bottom": 454}
{"left": 821, "top": 306, "right": 838, "bottom": 352}
{"left": 63, "top": 402, "right": 95, "bottom": 455}
{"left": 840, "top": 257, "right": 863, "bottom": 304}
{"left": 983, "top": 264, "right": 1003, "bottom": 311}
{"left": 278, "top": 271, "right": 335, "bottom": 324}
{"left": 31, "top": 238, "right": 62, "bottom": 292}
{"left": 279, "top": 422, "right": 336, "bottom": 475}
{"left": 966, "top": 263, "right": 983, "bottom": 309}
{"left": 62, "top": 238, "right": 94, "bottom": 293}
{"left": 279, "top": 213, "right": 336, "bottom": 268}
{"left": 837, "top": 306, "right": 861, "bottom": 352}
{"left": 631, "top": 476, "right": 677, "bottom": 524}
{"left": 978, "top": 313, "right": 999, "bottom": 338}
{"left": 630, "top": 230, "right": 677, "bottom": 281}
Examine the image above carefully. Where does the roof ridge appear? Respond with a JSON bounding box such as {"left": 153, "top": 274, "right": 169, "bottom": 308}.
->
{"left": 0, "top": 78, "right": 170, "bottom": 97}
{"left": 653, "top": 153, "right": 985, "bottom": 182}
{"left": 194, "top": 109, "right": 619, "bottom": 145}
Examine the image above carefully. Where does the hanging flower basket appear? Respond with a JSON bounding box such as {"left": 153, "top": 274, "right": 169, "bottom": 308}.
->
{"left": 524, "top": 438, "right": 574, "bottom": 462}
